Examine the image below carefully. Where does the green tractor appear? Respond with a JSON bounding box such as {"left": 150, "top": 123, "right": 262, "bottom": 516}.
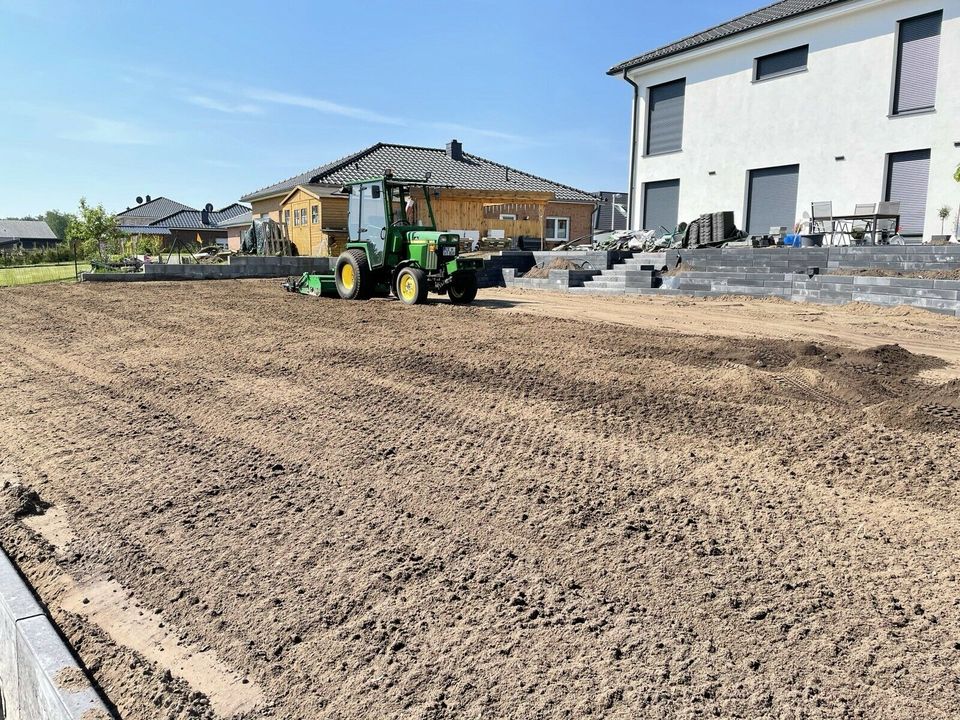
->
{"left": 283, "top": 175, "right": 482, "bottom": 305}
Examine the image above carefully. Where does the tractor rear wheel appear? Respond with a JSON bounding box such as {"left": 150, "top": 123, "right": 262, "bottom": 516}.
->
{"left": 336, "top": 249, "right": 370, "bottom": 300}
{"left": 396, "top": 267, "right": 428, "bottom": 305}
{"left": 447, "top": 272, "right": 478, "bottom": 305}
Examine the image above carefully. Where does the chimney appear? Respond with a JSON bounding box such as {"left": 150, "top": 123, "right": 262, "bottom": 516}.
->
{"left": 446, "top": 139, "right": 463, "bottom": 162}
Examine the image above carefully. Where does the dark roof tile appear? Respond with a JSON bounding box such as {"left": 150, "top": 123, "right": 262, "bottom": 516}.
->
{"left": 608, "top": 0, "right": 852, "bottom": 74}
{"left": 151, "top": 204, "right": 250, "bottom": 230}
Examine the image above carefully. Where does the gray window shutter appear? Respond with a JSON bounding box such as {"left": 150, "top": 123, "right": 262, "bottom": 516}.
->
{"left": 643, "top": 180, "right": 680, "bottom": 232}
{"left": 894, "top": 11, "right": 942, "bottom": 114}
{"left": 746, "top": 165, "right": 800, "bottom": 235}
{"left": 886, "top": 150, "right": 931, "bottom": 236}
{"left": 756, "top": 45, "right": 808, "bottom": 80}
{"left": 646, "top": 79, "right": 685, "bottom": 155}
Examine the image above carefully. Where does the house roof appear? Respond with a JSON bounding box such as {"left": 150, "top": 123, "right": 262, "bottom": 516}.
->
{"left": 119, "top": 226, "right": 172, "bottom": 236}
{"left": 593, "top": 192, "right": 629, "bottom": 231}
{"left": 116, "top": 197, "right": 196, "bottom": 220}
{"left": 217, "top": 211, "right": 253, "bottom": 228}
{"left": 608, "top": 0, "right": 851, "bottom": 75}
{"left": 0, "top": 219, "right": 58, "bottom": 241}
{"left": 242, "top": 143, "right": 597, "bottom": 204}
{"left": 151, "top": 204, "right": 250, "bottom": 230}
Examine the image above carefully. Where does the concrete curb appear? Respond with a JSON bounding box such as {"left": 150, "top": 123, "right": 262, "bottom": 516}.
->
{"left": 0, "top": 549, "right": 114, "bottom": 720}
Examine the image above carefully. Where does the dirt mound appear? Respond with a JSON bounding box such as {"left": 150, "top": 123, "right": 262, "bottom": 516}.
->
{"left": 1, "top": 281, "right": 959, "bottom": 719}
{"left": 523, "top": 259, "right": 579, "bottom": 279}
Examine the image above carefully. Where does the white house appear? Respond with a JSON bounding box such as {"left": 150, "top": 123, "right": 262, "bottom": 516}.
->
{"left": 610, "top": 0, "right": 959, "bottom": 242}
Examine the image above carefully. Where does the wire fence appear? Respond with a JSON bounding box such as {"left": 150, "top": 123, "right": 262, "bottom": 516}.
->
{"left": 0, "top": 262, "right": 91, "bottom": 288}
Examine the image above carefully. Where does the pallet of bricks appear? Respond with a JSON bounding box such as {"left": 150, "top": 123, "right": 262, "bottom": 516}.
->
{"left": 687, "top": 212, "right": 735, "bottom": 248}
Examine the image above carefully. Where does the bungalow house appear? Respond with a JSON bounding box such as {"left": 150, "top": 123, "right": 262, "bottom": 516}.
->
{"left": 217, "top": 210, "right": 253, "bottom": 252}
{"left": 610, "top": 0, "right": 959, "bottom": 242}
{"left": 116, "top": 197, "right": 249, "bottom": 250}
{"left": 0, "top": 220, "right": 59, "bottom": 253}
{"left": 240, "top": 140, "right": 598, "bottom": 256}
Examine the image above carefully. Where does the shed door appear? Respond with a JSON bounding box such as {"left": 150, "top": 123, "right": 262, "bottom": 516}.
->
{"left": 886, "top": 149, "right": 931, "bottom": 236}
{"left": 643, "top": 180, "right": 680, "bottom": 233}
{"left": 746, "top": 165, "right": 800, "bottom": 235}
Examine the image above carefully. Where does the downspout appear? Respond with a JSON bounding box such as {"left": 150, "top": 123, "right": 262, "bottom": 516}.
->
{"left": 622, "top": 70, "right": 641, "bottom": 230}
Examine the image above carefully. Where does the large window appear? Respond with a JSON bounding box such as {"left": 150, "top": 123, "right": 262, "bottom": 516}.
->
{"left": 645, "top": 79, "right": 685, "bottom": 156}
{"left": 885, "top": 149, "right": 931, "bottom": 236}
{"left": 893, "top": 11, "right": 942, "bottom": 115}
{"left": 745, "top": 165, "right": 800, "bottom": 236}
{"left": 754, "top": 45, "right": 808, "bottom": 81}
{"left": 545, "top": 217, "right": 569, "bottom": 242}
{"left": 643, "top": 179, "right": 680, "bottom": 233}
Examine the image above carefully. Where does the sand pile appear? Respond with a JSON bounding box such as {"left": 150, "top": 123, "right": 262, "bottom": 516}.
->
{"left": 523, "top": 259, "right": 579, "bottom": 279}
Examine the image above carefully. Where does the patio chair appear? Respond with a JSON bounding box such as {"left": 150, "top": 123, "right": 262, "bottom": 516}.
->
{"left": 876, "top": 200, "right": 901, "bottom": 242}
{"left": 852, "top": 203, "right": 876, "bottom": 244}
{"left": 811, "top": 202, "right": 846, "bottom": 245}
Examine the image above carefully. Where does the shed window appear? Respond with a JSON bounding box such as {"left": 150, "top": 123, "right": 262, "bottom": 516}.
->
{"left": 885, "top": 149, "right": 931, "bottom": 236}
{"left": 645, "top": 79, "right": 685, "bottom": 156}
{"left": 746, "top": 164, "right": 800, "bottom": 235}
{"left": 755, "top": 45, "right": 808, "bottom": 81}
{"left": 284, "top": 209, "right": 291, "bottom": 225}
{"left": 893, "top": 11, "right": 942, "bottom": 114}
{"left": 545, "top": 217, "right": 569, "bottom": 241}
{"left": 311, "top": 205, "right": 319, "bottom": 224}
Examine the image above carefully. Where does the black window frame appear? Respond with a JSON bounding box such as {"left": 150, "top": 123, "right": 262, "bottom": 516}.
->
{"left": 753, "top": 44, "right": 809, "bottom": 82}
{"left": 891, "top": 10, "right": 943, "bottom": 116}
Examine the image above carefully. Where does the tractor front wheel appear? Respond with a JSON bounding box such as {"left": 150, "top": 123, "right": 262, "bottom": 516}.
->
{"left": 447, "top": 272, "right": 478, "bottom": 305}
{"left": 396, "top": 267, "right": 428, "bottom": 305}
{"left": 336, "top": 249, "right": 370, "bottom": 300}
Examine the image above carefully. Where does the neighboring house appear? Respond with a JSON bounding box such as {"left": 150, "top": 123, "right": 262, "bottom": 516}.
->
{"left": 0, "top": 220, "right": 60, "bottom": 253}
{"left": 610, "top": 0, "right": 958, "bottom": 241}
{"left": 217, "top": 211, "right": 253, "bottom": 252}
{"left": 240, "top": 140, "right": 598, "bottom": 255}
{"left": 116, "top": 196, "right": 195, "bottom": 228}
{"left": 593, "top": 192, "right": 630, "bottom": 232}
{"left": 150, "top": 204, "right": 250, "bottom": 249}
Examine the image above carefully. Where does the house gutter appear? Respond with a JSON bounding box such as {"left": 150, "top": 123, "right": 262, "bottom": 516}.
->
{"left": 622, "top": 71, "right": 641, "bottom": 229}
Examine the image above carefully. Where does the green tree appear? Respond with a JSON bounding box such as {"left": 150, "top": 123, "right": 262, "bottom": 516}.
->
{"left": 43, "top": 210, "right": 74, "bottom": 240}
{"left": 66, "top": 198, "right": 124, "bottom": 261}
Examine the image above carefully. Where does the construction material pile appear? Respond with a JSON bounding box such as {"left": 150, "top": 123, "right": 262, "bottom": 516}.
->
{"left": 523, "top": 258, "right": 581, "bottom": 278}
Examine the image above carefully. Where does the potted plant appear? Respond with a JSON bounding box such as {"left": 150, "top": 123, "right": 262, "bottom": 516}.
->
{"left": 850, "top": 227, "right": 867, "bottom": 245}
{"left": 933, "top": 205, "right": 952, "bottom": 244}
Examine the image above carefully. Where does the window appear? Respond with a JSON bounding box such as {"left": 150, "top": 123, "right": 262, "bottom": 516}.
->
{"left": 545, "top": 217, "right": 569, "bottom": 242}
{"left": 885, "top": 149, "right": 931, "bottom": 236}
{"left": 499, "top": 213, "right": 517, "bottom": 221}
{"left": 312, "top": 205, "right": 319, "bottom": 224}
{"left": 893, "top": 11, "right": 942, "bottom": 115}
{"left": 754, "top": 45, "right": 808, "bottom": 81}
{"left": 646, "top": 78, "right": 685, "bottom": 156}
{"left": 299, "top": 208, "right": 306, "bottom": 225}
{"left": 284, "top": 209, "right": 291, "bottom": 225}
{"left": 643, "top": 179, "right": 680, "bottom": 233}
{"left": 745, "top": 164, "right": 800, "bottom": 235}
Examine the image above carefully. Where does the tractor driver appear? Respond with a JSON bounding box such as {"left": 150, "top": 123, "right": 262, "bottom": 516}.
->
{"left": 405, "top": 193, "right": 418, "bottom": 225}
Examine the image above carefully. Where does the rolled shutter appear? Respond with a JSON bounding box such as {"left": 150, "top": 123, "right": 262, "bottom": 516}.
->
{"left": 746, "top": 165, "right": 800, "bottom": 235}
{"left": 756, "top": 45, "right": 808, "bottom": 80}
{"left": 886, "top": 150, "right": 931, "bottom": 236}
{"left": 643, "top": 180, "right": 680, "bottom": 233}
{"left": 894, "top": 12, "right": 942, "bottom": 114}
{"left": 646, "top": 80, "right": 685, "bottom": 155}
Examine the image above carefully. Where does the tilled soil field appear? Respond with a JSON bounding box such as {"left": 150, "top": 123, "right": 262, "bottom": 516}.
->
{"left": 1, "top": 280, "right": 959, "bottom": 719}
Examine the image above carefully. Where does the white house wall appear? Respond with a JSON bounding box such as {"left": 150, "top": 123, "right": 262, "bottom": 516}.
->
{"left": 626, "top": 0, "right": 960, "bottom": 241}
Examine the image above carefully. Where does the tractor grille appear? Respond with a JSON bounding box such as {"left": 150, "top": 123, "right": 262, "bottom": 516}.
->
{"left": 424, "top": 249, "right": 438, "bottom": 271}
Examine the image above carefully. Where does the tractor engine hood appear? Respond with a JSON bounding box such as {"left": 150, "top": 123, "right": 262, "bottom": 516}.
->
{"left": 406, "top": 231, "right": 460, "bottom": 244}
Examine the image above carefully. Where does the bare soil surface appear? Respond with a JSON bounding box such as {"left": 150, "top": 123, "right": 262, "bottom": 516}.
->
{"left": 2, "top": 281, "right": 960, "bottom": 719}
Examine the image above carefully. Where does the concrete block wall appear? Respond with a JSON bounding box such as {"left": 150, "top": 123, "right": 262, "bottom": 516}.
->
{"left": 503, "top": 268, "right": 601, "bottom": 291}
{"left": 678, "top": 246, "right": 960, "bottom": 274}
{"left": 83, "top": 256, "right": 333, "bottom": 282}
{"left": 0, "top": 551, "right": 113, "bottom": 719}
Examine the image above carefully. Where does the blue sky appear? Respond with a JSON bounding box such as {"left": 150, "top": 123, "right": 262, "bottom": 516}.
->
{"left": 0, "top": 0, "right": 760, "bottom": 217}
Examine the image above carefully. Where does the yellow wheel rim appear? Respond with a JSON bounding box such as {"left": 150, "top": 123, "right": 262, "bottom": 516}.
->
{"left": 341, "top": 263, "right": 355, "bottom": 290}
{"left": 399, "top": 273, "right": 417, "bottom": 302}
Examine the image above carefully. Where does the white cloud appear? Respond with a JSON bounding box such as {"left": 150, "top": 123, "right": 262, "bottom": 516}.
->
{"left": 244, "top": 88, "right": 406, "bottom": 126}
{"left": 430, "top": 122, "right": 529, "bottom": 144}
{"left": 59, "top": 114, "right": 163, "bottom": 146}
{"left": 185, "top": 95, "right": 263, "bottom": 115}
